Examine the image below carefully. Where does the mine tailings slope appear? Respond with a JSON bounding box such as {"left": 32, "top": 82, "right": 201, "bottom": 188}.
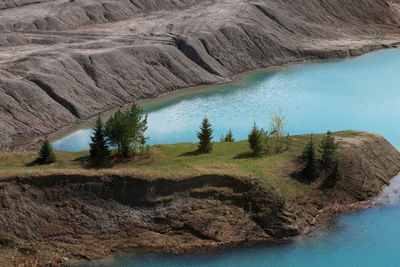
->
{"left": 0, "top": 132, "right": 400, "bottom": 265}
{"left": 0, "top": 0, "right": 400, "bottom": 151}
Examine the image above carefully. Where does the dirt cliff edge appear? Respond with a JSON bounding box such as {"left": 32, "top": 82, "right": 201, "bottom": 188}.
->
{"left": 0, "top": 132, "right": 399, "bottom": 265}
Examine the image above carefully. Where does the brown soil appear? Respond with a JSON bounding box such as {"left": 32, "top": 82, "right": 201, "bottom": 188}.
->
{"left": 1, "top": 132, "right": 400, "bottom": 266}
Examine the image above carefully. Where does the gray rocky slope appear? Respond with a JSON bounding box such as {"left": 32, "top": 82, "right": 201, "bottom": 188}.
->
{"left": 0, "top": 0, "right": 399, "bottom": 151}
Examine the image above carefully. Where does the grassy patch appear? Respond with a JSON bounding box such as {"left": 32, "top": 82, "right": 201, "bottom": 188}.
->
{"left": 0, "top": 131, "right": 371, "bottom": 201}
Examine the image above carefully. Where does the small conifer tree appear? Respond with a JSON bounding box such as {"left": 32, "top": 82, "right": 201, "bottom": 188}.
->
{"left": 248, "top": 123, "right": 264, "bottom": 156}
{"left": 38, "top": 138, "right": 56, "bottom": 164}
{"left": 225, "top": 129, "right": 234, "bottom": 142}
{"left": 285, "top": 133, "right": 292, "bottom": 151}
{"left": 319, "top": 131, "right": 338, "bottom": 169}
{"left": 90, "top": 117, "right": 110, "bottom": 165}
{"left": 197, "top": 117, "right": 213, "bottom": 153}
{"left": 301, "top": 134, "right": 319, "bottom": 184}
{"left": 325, "top": 157, "right": 343, "bottom": 188}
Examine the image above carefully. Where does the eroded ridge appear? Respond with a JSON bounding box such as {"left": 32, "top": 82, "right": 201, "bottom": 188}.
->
{"left": 1, "top": 0, "right": 400, "bottom": 151}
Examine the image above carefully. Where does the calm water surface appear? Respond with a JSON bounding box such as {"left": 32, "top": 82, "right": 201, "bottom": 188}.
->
{"left": 55, "top": 48, "right": 400, "bottom": 151}
{"left": 64, "top": 48, "right": 400, "bottom": 266}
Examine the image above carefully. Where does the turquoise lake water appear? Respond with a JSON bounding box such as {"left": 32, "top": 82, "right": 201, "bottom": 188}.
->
{"left": 59, "top": 48, "right": 400, "bottom": 266}
{"left": 54, "top": 48, "right": 400, "bottom": 151}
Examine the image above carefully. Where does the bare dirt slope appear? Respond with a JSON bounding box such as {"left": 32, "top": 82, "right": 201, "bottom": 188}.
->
{"left": 0, "top": 0, "right": 399, "bottom": 151}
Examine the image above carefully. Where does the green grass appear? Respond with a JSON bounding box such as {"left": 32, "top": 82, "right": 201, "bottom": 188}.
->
{"left": 0, "top": 130, "right": 371, "bottom": 200}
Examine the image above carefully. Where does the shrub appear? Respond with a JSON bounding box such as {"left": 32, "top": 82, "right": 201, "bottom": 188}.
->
{"left": 105, "top": 110, "right": 129, "bottom": 158}
{"left": 105, "top": 104, "right": 148, "bottom": 159}
{"left": 264, "top": 130, "right": 272, "bottom": 154}
{"left": 269, "top": 108, "right": 287, "bottom": 153}
{"left": 127, "top": 104, "right": 149, "bottom": 156}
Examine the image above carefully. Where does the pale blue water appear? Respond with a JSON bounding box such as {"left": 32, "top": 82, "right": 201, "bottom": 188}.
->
{"left": 61, "top": 48, "right": 400, "bottom": 266}
{"left": 54, "top": 48, "right": 400, "bottom": 151}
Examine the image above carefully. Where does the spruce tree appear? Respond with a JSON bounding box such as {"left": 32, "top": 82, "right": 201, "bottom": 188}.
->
{"left": 225, "top": 129, "right": 234, "bottom": 142}
{"left": 325, "top": 157, "right": 343, "bottom": 188}
{"left": 248, "top": 123, "right": 264, "bottom": 156}
{"left": 90, "top": 117, "right": 110, "bottom": 165}
{"left": 319, "top": 131, "right": 338, "bottom": 169}
{"left": 333, "top": 157, "right": 343, "bottom": 180}
{"left": 197, "top": 117, "right": 213, "bottom": 153}
{"left": 323, "top": 157, "right": 343, "bottom": 188}
{"left": 301, "top": 134, "right": 319, "bottom": 184}
{"left": 37, "top": 138, "right": 56, "bottom": 164}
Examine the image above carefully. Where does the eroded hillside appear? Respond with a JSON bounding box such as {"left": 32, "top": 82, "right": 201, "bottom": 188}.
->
{"left": 1, "top": 131, "right": 400, "bottom": 265}
{"left": 0, "top": 0, "right": 399, "bottom": 151}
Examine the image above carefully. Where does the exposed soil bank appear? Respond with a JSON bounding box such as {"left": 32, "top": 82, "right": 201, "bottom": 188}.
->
{"left": 1, "top": 0, "right": 400, "bottom": 151}
{"left": 1, "top": 132, "right": 400, "bottom": 266}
